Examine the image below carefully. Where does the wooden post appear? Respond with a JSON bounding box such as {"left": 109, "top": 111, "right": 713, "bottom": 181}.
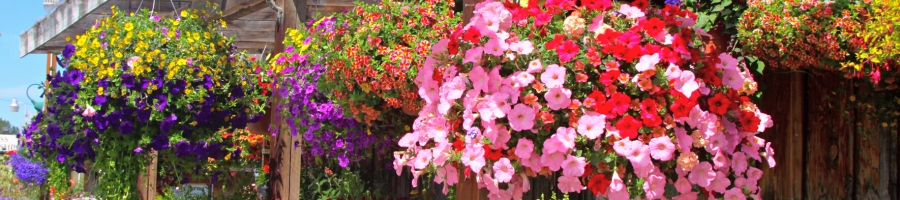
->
{"left": 137, "top": 150, "right": 158, "bottom": 200}
{"left": 456, "top": 0, "right": 490, "bottom": 199}
{"left": 266, "top": 0, "right": 302, "bottom": 199}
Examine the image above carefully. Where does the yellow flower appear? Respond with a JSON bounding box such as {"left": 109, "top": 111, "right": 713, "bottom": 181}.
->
{"left": 124, "top": 22, "right": 134, "bottom": 31}
{"left": 97, "top": 87, "right": 104, "bottom": 95}
{"left": 220, "top": 20, "right": 227, "bottom": 28}
{"left": 180, "top": 10, "right": 188, "bottom": 18}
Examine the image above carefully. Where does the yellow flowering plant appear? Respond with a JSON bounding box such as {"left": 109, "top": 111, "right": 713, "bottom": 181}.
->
{"left": 21, "top": 3, "right": 270, "bottom": 199}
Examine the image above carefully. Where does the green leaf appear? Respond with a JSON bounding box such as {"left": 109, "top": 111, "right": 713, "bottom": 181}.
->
{"left": 755, "top": 61, "right": 766, "bottom": 75}
{"left": 695, "top": 14, "right": 710, "bottom": 29}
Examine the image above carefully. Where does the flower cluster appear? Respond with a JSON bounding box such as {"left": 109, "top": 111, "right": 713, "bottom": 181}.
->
{"left": 8, "top": 154, "right": 48, "bottom": 185}
{"left": 20, "top": 4, "right": 268, "bottom": 198}
{"left": 738, "top": 0, "right": 898, "bottom": 86}
{"left": 317, "top": 0, "right": 460, "bottom": 124}
{"left": 394, "top": 1, "right": 775, "bottom": 199}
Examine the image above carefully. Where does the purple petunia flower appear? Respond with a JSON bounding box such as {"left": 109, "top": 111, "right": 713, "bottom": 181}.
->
{"left": 160, "top": 114, "right": 177, "bottom": 133}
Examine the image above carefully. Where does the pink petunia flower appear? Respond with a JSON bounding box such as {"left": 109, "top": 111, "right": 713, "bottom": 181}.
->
{"left": 643, "top": 173, "right": 666, "bottom": 199}
{"left": 765, "top": 142, "right": 777, "bottom": 168}
{"left": 722, "top": 68, "right": 745, "bottom": 90}
{"left": 732, "top": 152, "right": 749, "bottom": 175}
{"left": 607, "top": 172, "right": 630, "bottom": 199}
{"left": 627, "top": 142, "right": 652, "bottom": 168}
{"left": 487, "top": 66, "right": 504, "bottom": 93}
{"left": 673, "top": 71, "right": 700, "bottom": 99}
{"left": 442, "top": 76, "right": 467, "bottom": 101}
{"left": 577, "top": 115, "right": 606, "bottom": 139}
{"left": 557, "top": 176, "right": 584, "bottom": 193}
{"left": 514, "top": 138, "right": 534, "bottom": 159}
{"left": 510, "top": 40, "right": 534, "bottom": 55}
{"left": 540, "top": 64, "right": 566, "bottom": 88}
{"left": 613, "top": 138, "right": 636, "bottom": 157}
{"left": 688, "top": 162, "right": 716, "bottom": 187}
{"left": 507, "top": 104, "right": 536, "bottom": 131}
{"left": 618, "top": 4, "right": 645, "bottom": 19}
{"left": 555, "top": 127, "right": 577, "bottom": 151}
{"left": 674, "top": 176, "right": 693, "bottom": 193}
{"left": 413, "top": 149, "right": 432, "bottom": 170}
{"left": 649, "top": 136, "right": 676, "bottom": 161}
{"left": 724, "top": 188, "right": 747, "bottom": 200}
{"left": 634, "top": 53, "right": 660, "bottom": 72}
{"left": 469, "top": 65, "right": 490, "bottom": 93}
{"left": 462, "top": 146, "right": 486, "bottom": 173}
{"left": 82, "top": 104, "right": 97, "bottom": 117}
{"left": 561, "top": 155, "right": 587, "bottom": 177}
{"left": 540, "top": 152, "right": 566, "bottom": 171}
{"left": 545, "top": 87, "right": 572, "bottom": 110}
{"left": 464, "top": 47, "right": 484, "bottom": 65}
{"left": 511, "top": 71, "right": 536, "bottom": 88}
{"left": 709, "top": 171, "right": 731, "bottom": 193}
{"left": 432, "top": 39, "right": 449, "bottom": 56}
{"left": 399, "top": 132, "right": 420, "bottom": 148}
{"left": 484, "top": 37, "right": 509, "bottom": 56}
{"left": 527, "top": 59, "right": 543, "bottom": 73}
{"left": 493, "top": 158, "right": 515, "bottom": 183}
{"left": 711, "top": 152, "right": 730, "bottom": 173}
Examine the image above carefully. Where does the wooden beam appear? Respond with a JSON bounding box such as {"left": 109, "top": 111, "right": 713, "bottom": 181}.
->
{"left": 214, "top": 0, "right": 268, "bottom": 21}
{"left": 267, "top": 0, "right": 302, "bottom": 199}
{"left": 20, "top": 0, "right": 113, "bottom": 57}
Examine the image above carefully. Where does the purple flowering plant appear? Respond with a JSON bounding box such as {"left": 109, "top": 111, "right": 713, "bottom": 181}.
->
{"left": 20, "top": 4, "right": 269, "bottom": 199}
{"left": 269, "top": 16, "right": 382, "bottom": 168}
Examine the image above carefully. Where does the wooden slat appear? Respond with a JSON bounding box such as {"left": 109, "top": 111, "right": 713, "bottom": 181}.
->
{"left": 805, "top": 73, "right": 854, "bottom": 199}
{"left": 221, "top": 30, "right": 274, "bottom": 42}
{"left": 757, "top": 72, "right": 805, "bottom": 199}
{"left": 854, "top": 89, "right": 900, "bottom": 199}
{"left": 225, "top": 20, "right": 276, "bottom": 32}
{"left": 215, "top": 0, "right": 267, "bottom": 21}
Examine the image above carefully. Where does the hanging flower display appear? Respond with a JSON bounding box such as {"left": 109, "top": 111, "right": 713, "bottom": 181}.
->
{"left": 316, "top": 0, "right": 460, "bottom": 124}
{"left": 394, "top": 1, "right": 775, "bottom": 199}
{"left": 20, "top": 4, "right": 269, "bottom": 198}
{"left": 269, "top": 13, "right": 398, "bottom": 169}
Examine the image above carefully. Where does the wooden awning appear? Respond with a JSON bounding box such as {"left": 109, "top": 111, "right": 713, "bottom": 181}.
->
{"left": 19, "top": 0, "right": 373, "bottom": 58}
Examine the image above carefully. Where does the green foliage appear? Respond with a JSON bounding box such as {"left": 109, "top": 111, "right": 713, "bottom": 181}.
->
{"left": 684, "top": 0, "right": 747, "bottom": 36}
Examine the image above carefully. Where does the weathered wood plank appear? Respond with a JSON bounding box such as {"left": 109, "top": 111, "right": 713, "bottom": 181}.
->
{"left": 854, "top": 95, "right": 900, "bottom": 200}
{"left": 805, "top": 73, "right": 854, "bottom": 199}
{"left": 215, "top": 0, "right": 267, "bottom": 21}
{"left": 456, "top": 167, "right": 489, "bottom": 200}
{"left": 20, "top": 0, "right": 113, "bottom": 57}
{"left": 757, "top": 72, "right": 805, "bottom": 199}
{"left": 221, "top": 30, "right": 275, "bottom": 42}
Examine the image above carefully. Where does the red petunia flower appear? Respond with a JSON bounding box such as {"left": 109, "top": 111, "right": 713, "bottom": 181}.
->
{"left": 616, "top": 115, "right": 642, "bottom": 139}
{"left": 545, "top": 34, "right": 566, "bottom": 50}
{"left": 263, "top": 164, "right": 270, "bottom": 173}
{"left": 463, "top": 27, "right": 482, "bottom": 44}
{"left": 707, "top": 93, "right": 732, "bottom": 115}
{"left": 557, "top": 40, "right": 580, "bottom": 63}
{"left": 447, "top": 39, "right": 460, "bottom": 55}
{"left": 453, "top": 138, "right": 466, "bottom": 152}
{"left": 484, "top": 145, "right": 502, "bottom": 161}
{"left": 669, "top": 96, "right": 693, "bottom": 118}
{"left": 582, "top": 0, "right": 612, "bottom": 11}
{"left": 642, "top": 17, "right": 666, "bottom": 37}
{"left": 610, "top": 92, "right": 631, "bottom": 116}
{"left": 739, "top": 111, "right": 761, "bottom": 132}
{"left": 582, "top": 164, "right": 595, "bottom": 178}
{"left": 631, "top": 0, "right": 650, "bottom": 11}
{"left": 587, "top": 173, "right": 612, "bottom": 195}
{"left": 641, "top": 109, "right": 662, "bottom": 127}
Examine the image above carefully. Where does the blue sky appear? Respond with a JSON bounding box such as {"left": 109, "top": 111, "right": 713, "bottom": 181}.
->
{"left": 0, "top": 3, "right": 53, "bottom": 128}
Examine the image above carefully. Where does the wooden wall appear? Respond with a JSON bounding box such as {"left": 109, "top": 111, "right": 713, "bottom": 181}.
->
{"left": 756, "top": 71, "right": 900, "bottom": 200}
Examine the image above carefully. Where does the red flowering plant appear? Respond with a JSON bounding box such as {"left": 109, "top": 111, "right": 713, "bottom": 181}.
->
{"left": 316, "top": 0, "right": 460, "bottom": 125}
{"left": 393, "top": 0, "right": 775, "bottom": 199}
{"left": 739, "top": 0, "right": 900, "bottom": 127}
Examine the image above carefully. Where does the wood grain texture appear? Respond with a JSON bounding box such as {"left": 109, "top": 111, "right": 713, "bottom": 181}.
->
{"left": 805, "top": 73, "right": 855, "bottom": 199}
{"left": 757, "top": 72, "right": 805, "bottom": 199}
